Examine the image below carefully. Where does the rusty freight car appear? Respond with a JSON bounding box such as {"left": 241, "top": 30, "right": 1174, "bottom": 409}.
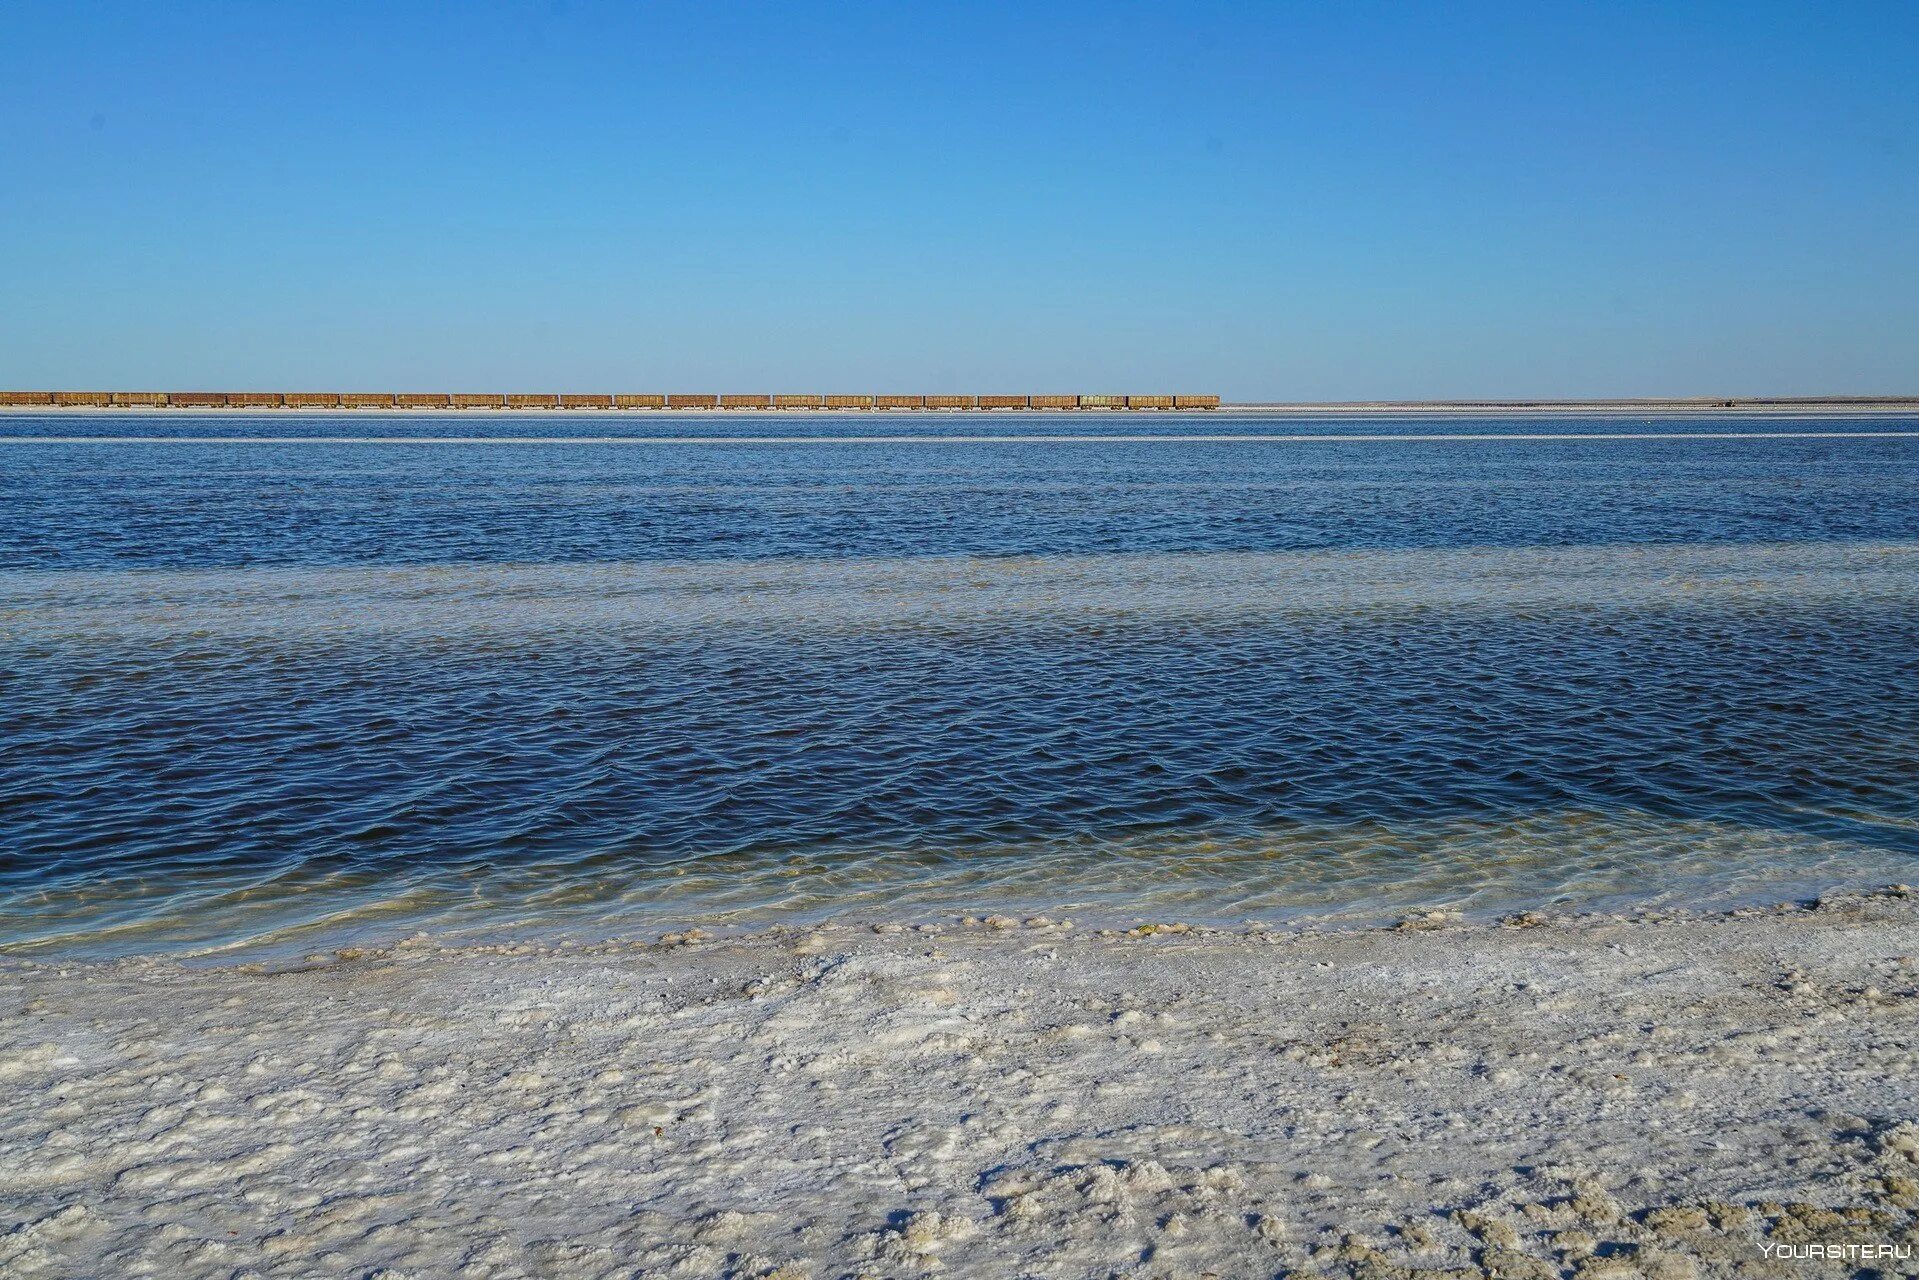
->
{"left": 923, "top": 395, "right": 974, "bottom": 410}
{"left": 283, "top": 393, "right": 342, "bottom": 408}
{"left": 169, "top": 392, "right": 229, "bottom": 408}
{"left": 111, "top": 391, "right": 168, "bottom": 407}
{"left": 1174, "top": 395, "right": 1221, "bottom": 409}
{"left": 977, "top": 395, "right": 1029, "bottom": 410}
{"left": 393, "top": 393, "right": 450, "bottom": 409}
{"left": 823, "top": 395, "right": 875, "bottom": 409}
{"left": 720, "top": 394, "right": 773, "bottom": 409}
{"left": 667, "top": 394, "right": 719, "bottom": 409}
{"left": 774, "top": 394, "right": 823, "bottom": 409}
{"left": 336, "top": 393, "right": 393, "bottom": 408}
{"left": 875, "top": 395, "right": 925, "bottom": 409}
{"left": 614, "top": 394, "right": 666, "bottom": 409}
{"left": 1127, "top": 395, "right": 1175, "bottom": 410}
{"left": 224, "top": 392, "right": 282, "bottom": 408}
{"left": 559, "top": 394, "right": 615, "bottom": 409}
{"left": 0, "top": 391, "right": 54, "bottom": 405}
{"left": 505, "top": 394, "right": 559, "bottom": 409}
{"left": 53, "top": 391, "right": 112, "bottom": 406}
{"left": 450, "top": 393, "right": 506, "bottom": 409}
{"left": 1029, "top": 394, "right": 1077, "bottom": 410}
{"left": 1077, "top": 394, "right": 1125, "bottom": 409}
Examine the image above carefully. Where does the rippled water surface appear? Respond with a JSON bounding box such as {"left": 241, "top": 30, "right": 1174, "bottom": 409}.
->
{"left": 3, "top": 413, "right": 1916, "bottom": 955}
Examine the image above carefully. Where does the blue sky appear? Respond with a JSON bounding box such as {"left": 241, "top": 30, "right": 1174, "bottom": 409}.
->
{"left": 2, "top": 1, "right": 1914, "bottom": 398}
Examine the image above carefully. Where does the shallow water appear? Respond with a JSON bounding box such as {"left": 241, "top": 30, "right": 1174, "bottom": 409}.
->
{"left": 3, "top": 413, "right": 1916, "bottom": 956}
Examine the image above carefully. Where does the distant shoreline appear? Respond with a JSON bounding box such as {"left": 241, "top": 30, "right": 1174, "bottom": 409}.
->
{"left": 1228, "top": 396, "right": 1919, "bottom": 415}
{"left": 3, "top": 395, "right": 1914, "bottom": 417}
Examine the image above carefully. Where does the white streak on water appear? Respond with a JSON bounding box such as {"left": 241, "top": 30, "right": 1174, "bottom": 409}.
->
{"left": 4, "top": 542, "right": 1915, "bottom": 641}
{"left": 2, "top": 431, "right": 1919, "bottom": 445}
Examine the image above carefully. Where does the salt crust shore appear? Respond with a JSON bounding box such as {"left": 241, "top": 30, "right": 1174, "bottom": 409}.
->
{"left": 4, "top": 892, "right": 1919, "bottom": 1279}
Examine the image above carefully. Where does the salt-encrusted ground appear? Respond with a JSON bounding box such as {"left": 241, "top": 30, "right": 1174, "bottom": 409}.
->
{"left": 4, "top": 891, "right": 1919, "bottom": 1280}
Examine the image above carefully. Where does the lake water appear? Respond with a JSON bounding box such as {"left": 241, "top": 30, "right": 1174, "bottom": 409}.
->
{"left": 3, "top": 412, "right": 1916, "bottom": 956}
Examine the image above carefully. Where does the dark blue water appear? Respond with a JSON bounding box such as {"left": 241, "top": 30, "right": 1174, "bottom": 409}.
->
{"left": 2, "top": 413, "right": 1916, "bottom": 955}
{"left": 4, "top": 413, "right": 1916, "bottom": 568}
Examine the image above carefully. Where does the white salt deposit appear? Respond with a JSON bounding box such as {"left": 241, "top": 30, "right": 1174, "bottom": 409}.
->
{"left": 3, "top": 890, "right": 1918, "bottom": 1278}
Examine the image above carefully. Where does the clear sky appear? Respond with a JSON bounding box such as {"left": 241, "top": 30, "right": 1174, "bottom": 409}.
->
{"left": 2, "top": 1, "right": 1914, "bottom": 399}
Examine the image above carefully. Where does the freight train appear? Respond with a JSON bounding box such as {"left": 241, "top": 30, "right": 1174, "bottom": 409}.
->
{"left": 0, "top": 391, "right": 1221, "bottom": 410}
